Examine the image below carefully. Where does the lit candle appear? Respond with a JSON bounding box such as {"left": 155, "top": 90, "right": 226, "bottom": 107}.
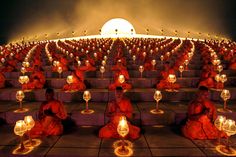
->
{"left": 118, "top": 75, "right": 125, "bottom": 84}
{"left": 220, "top": 74, "right": 227, "bottom": 83}
{"left": 24, "top": 116, "right": 35, "bottom": 131}
{"left": 139, "top": 65, "right": 144, "bottom": 78}
{"left": 101, "top": 60, "right": 106, "bottom": 66}
{"left": 168, "top": 74, "right": 176, "bottom": 84}
{"left": 179, "top": 65, "right": 184, "bottom": 77}
{"left": 66, "top": 75, "right": 73, "bottom": 84}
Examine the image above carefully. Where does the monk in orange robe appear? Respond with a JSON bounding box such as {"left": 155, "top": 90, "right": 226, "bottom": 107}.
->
{"left": 111, "top": 60, "right": 130, "bottom": 81}
{"left": 99, "top": 87, "right": 140, "bottom": 139}
{"left": 229, "top": 57, "right": 236, "bottom": 70}
{"left": 63, "top": 71, "right": 86, "bottom": 92}
{"left": 29, "top": 88, "right": 67, "bottom": 138}
{"left": 198, "top": 63, "right": 216, "bottom": 89}
{"left": 182, "top": 86, "right": 227, "bottom": 140}
{"left": 22, "top": 66, "right": 45, "bottom": 90}
{"left": 0, "top": 72, "right": 5, "bottom": 88}
{"left": 1, "top": 59, "right": 17, "bottom": 72}
{"left": 26, "top": 57, "right": 42, "bottom": 72}
{"left": 108, "top": 80, "right": 132, "bottom": 91}
{"left": 79, "top": 60, "right": 96, "bottom": 72}
{"left": 156, "top": 62, "right": 180, "bottom": 90}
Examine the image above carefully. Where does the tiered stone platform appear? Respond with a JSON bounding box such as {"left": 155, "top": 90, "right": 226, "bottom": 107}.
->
{"left": 0, "top": 38, "right": 236, "bottom": 156}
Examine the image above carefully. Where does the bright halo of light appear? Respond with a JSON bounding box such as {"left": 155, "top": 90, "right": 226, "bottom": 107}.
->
{"left": 101, "top": 18, "right": 136, "bottom": 37}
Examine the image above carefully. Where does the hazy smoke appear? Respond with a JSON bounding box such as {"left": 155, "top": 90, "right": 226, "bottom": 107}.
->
{"left": 8, "top": 0, "right": 230, "bottom": 42}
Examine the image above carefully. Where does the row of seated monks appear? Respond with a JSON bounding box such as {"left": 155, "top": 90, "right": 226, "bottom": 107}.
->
{"left": 28, "top": 86, "right": 226, "bottom": 141}
{"left": 0, "top": 37, "right": 234, "bottom": 92}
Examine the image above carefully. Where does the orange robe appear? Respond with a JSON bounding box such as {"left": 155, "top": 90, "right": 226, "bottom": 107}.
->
{"left": 26, "top": 59, "right": 42, "bottom": 72}
{"left": 79, "top": 65, "right": 96, "bottom": 72}
{"left": 156, "top": 69, "right": 180, "bottom": 90}
{"left": 99, "top": 98, "right": 140, "bottom": 139}
{"left": 111, "top": 65, "right": 130, "bottom": 80}
{"left": 182, "top": 99, "right": 226, "bottom": 140}
{"left": 1, "top": 59, "right": 17, "bottom": 72}
{"left": 198, "top": 69, "right": 216, "bottom": 89}
{"left": 29, "top": 100, "right": 67, "bottom": 138}
{"left": 63, "top": 73, "right": 86, "bottom": 91}
{"left": 109, "top": 80, "right": 132, "bottom": 91}
{"left": 229, "top": 62, "right": 236, "bottom": 70}
{"left": 22, "top": 71, "right": 45, "bottom": 90}
{"left": 0, "top": 72, "right": 5, "bottom": 88}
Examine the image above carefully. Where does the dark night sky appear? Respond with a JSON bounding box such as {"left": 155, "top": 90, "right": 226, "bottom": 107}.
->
{"left": 1, "top": 0, "right": 236, "bottom": 44}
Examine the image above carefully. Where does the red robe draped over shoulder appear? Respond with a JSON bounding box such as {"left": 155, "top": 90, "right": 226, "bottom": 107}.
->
{"left": 182, "top": 99, "right": 226, "bottom": 140}
{"left": 99, "top": 98, "right": 140, "bottom": 139}
{"left": 22, "top": 71, "right": 45, "bottom": 90}
{"left": 156, "top": 69, "right": 180, "bottom": 90}
{"left": 29, "top": 100, "right": 67, "bottom": 138}
{"left": 63, "top": 73, "right": 86, "bottom": 91}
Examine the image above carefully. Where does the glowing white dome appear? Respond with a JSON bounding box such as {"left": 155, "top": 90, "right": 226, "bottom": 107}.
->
{"left": 101, "top": 18, "right": 136, "bottom": 37}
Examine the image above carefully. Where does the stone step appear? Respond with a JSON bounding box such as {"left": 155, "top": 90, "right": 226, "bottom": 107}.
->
{"left": 3, "top": 69, "right": 236, "bottom": 79}
{"left": 1, "top": 87, "right": 236, "bottom": 102}
{"left": 1, "top": 101, "right": 235, "bottom": 127}
{"left": 6, "top": 76, "right": 236, "bottom": 89}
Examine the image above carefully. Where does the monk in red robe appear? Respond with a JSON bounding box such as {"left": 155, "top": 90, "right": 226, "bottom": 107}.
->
{"left": 198, "top": 63, "right": 216, "bottom": 89}
{"left": 99, "top": 87, "right": 140, "bottom": 139}
{"left": 108, "top": 78, "right": 132, "bottom": 91}
{"left": 26, "top": 57, "right": 42, "bottom": 72}
{"left": 1, "top": 58, "right": 17, "bottom": 72}
{"left": 79, "top": 60, "right": 96, "bottom": 72}
{"left": 182, "top": 86, "right": 227, "bottom": 140}
{"left": 229, "top": 57, "right": 236, "bottom": 70}
{"left": 111, "top": 60, "right": 130, "bottom": 81}
{"left": 22, "top": 66, "right": 45, "bottom": 90}
{"left": 0, "top": 72, "right": 5, "bottom": 88}
{"left": 156, "top": 62, "right": 180, "bottom": 90}
{"left": 29, "top": 88, "right": 67, "bottom": 138}
{"left": 63, "top": 71, "right": 86, "bottom": 92}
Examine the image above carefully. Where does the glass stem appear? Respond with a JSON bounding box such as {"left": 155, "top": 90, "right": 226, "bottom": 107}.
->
{"left": 86, "top": 101, "right": 89, "bottom": 111}
{"left": 19, "top": 101, "right": 22, "bottom": 109}
{"left": 121, "top": 138, "right": 125, "bottom": 150}
{"left": 223, "top": 100, "right": 227, "bottom": 110}
{"left": 226, "top": 137, "right": 230, "bottom": 150}
{"left": 156, "top": 101, "right": 159, "bottom": 111}
{"left": 28, "top": 131, "right": 32, "bottom": 145}
{"left": 20, "top": 136, "right": 25, "bottom": 150}
{"left": 218, "top": 130, "right": 221, "bottom": 145}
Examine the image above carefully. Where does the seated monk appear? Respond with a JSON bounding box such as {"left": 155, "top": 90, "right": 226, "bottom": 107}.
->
{"left": 182, "top": 86, "right": 227, "bottom": 140}
{"left": 156, "top": 62, "right": 180, "bottom": 90}
{"left": 99, "top": 87, "right": 140, "bottom": 139}
{"left": 109, "top": 80, "right": 132, "bottom": 91}
{"left": 79, "top": 60, "right": 96, "bottom": 72}
{"left": 111, "top": 60, "right": 130, "bottom": 81}
{"left": 1, "top": 59, "right": 17, "bottom": 72}
{"left": 26, "top": 57, "right": 42, "bottom": 72}
{"left": 198, "top": 64, "right": 216, "bottom": 89}
{"left": 228, "top": 57, "right": 236, "bottom": 70}
{"left": 62, "top": 71, "right": 86, "bottom": 92}
{"left": 109, "top": 74, "right": 132, "bottom": 91}
{"left": 29, "top": 88, "right": 67, "bottom": 138}
{"left": 0, "top": 72, "right": 5, "bottom": 88}
{"left": 144, "top": 60, "right": 153, "bottom": 71}
{"left": 22, "top": 66, "right": 45, "bottom": 90}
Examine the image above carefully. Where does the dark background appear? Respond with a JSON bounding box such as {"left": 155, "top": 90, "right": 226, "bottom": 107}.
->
{"left": 1, "top": 0, "right": 236, "bottom": 44}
